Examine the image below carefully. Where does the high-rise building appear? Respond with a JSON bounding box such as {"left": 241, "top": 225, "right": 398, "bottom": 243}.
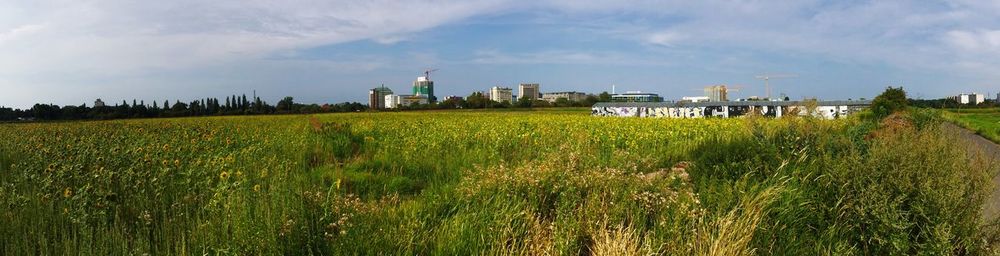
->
{"left": 368, "top": 85, "right": 394, "bottom": 110}
{"left": 518, "top": 83, "right": 540, "bottom": 101}
{"left": 412, "top": 76, "right": 436, "bottom": 103}
{"left": 704, "top": 85, "right": 728, "bottom": 102}
{"left": 490, "top": 86, "right": 513, "bottom": 103}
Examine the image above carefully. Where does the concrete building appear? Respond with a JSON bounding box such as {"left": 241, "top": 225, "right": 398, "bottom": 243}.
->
{"left": 953, "top": 93, "right": 985, "bottom": 105}
{"left": 384, "top": 95, "right": 400, "bottom": 109}
{"left": 611, "top": 91, "right": 663, "bottom": 102}
{"left": 368, "top": 85, "right": 394, "bottom": 110}
{"left": 490, "top": 86, "right": 513, "bottom": 103}
{"left": 412, "top": 76, "right": 436, "bottom": 103}
{"left": 704, "top": 85, "right": 729, "bottom": 102}
{"left": 94, "top": 99, "right": 106, "bottom": 108}
{"left": 592, "top": 100, "right": 872, "bottom": 120}
{"left": 542, "top": 91, "right": 587, "bottom": 103}
{"left": 518, "top": 83, "right": 540, "bottom": 101}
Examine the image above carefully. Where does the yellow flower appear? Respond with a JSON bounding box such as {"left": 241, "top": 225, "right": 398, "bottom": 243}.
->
{"left": 253, "top": 184, "right": 261, "bottom": 192}
{"left": 219, "top": 171, "right": 230, "bottom": 180}
{"left": 63, "top": 188, "right": 72, "bottom": 198}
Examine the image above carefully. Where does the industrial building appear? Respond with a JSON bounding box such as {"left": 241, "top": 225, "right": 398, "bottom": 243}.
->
{"left": 952, "top": 93, "right": 985, "bottom": 105}
{"left": 490, "top": 86, "right": 514, "bottom": 103}
{"left": 592, "top": 100, "right": 872, "bottom": 120}
{"left": 542, "top": 91, "right": 587, "bottom": 102}
{"left": 611, "top": 91, "right": 663, "bottom": 102}
{"left": 518, "top": 83, "right": 540, "bottom": 101}
{"left": 368, "top": 85, "right": 394, "bottom": 110}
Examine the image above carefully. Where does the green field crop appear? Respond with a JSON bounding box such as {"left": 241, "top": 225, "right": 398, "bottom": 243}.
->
{"left": 0, "top": 109, "right": 995, "bottom": 255}
{"left": 945, "top": 108, "right": 1000, "bottom": 143}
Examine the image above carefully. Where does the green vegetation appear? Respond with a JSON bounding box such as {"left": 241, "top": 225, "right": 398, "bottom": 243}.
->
{"left": 871, "top": 86, "right": 908, "bottom": 118}
{"left": 0, "top": 107, "right": 996, "bottom": 255}
{"left": 944, "top": 108, "right": 1000, "bottom": 143}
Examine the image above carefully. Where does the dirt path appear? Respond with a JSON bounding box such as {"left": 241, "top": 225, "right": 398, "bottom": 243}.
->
{"left": 943, "top": 123, "right": 1000, "bottom": 219}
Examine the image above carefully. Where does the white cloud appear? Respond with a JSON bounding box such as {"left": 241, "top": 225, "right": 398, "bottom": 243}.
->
{"left": 645, "top": 31, "right": 686, "bottom": 47}
{"left": 945, "top": 30, "right": 1000, "bottom": 53}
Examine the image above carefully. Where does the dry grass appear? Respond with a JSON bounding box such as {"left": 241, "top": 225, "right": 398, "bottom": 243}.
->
{"left": 699, "top": 186, "right": 783, "bottom": 256}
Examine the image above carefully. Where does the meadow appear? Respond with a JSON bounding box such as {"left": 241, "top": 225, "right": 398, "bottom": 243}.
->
{"left": 0, "top": 109, "right": 996, "bottom": 255}
{"left": 945, "top": 108, "right": 1000, "bottom": 143}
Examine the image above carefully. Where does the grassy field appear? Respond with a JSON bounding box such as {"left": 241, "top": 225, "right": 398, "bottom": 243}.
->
{"left": 0, "top": 109, "right": 996, "bottom": 255}
{"left": 944, "top": 108, "right": 1000, "bottom": 143}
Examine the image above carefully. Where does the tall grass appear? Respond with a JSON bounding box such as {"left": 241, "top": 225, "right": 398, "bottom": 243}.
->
{"left": 0, "top": 109, "right": 996, "bottom": 254}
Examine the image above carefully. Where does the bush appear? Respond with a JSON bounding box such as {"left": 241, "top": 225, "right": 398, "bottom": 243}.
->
{"left": 871, "top": 87, "right": 908, "bottom": 118}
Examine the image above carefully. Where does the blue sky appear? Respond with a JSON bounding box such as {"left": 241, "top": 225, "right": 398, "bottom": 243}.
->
{"left": 1, "top": 0, "right": 999, "bottom": 108}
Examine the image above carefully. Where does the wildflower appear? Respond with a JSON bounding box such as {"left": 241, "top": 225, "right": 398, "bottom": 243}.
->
{"left": 219, "top": 171, "right": 230, "bottom": 180}
{"left": 253, "top": 184, "right": 261, "bottom": 192}
{"left": 63, "top": 188, "right": 72, "bottom": 198}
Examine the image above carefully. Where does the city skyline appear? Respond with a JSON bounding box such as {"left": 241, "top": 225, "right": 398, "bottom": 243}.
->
{"left": 2, "top": 1, "right": 1000, "bottom": 108}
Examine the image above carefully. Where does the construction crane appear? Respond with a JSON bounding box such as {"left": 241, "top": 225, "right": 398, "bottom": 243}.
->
{"left": 754, "top": 74, "right": 796, "bottom": 99}
{"left": 423, "top": 68, "right": 439, "bottom": 79}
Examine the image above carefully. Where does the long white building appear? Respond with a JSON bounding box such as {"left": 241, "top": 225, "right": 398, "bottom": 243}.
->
{"left": 592, "top": 100, "right": 872, "bottom": 120}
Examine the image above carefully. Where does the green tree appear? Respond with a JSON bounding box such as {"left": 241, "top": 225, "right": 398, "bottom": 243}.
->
{"left": 871, "top": 86, "right": 907, "bottom": 118}
{"left": 598, "top": 91, "right": 612, "bottom": 102}
{"left": 277, "top": 97, "right": 294, "bottom": 112}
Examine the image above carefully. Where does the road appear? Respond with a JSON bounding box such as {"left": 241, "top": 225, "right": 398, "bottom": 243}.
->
{"left": 944, "top": 123, "right": 1000, "bottom": 219}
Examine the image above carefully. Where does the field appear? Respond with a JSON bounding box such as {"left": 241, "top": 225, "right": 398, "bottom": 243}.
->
{"left": 1, "top": 109, "right": 997, "bottom": 255}
{"left": 945, "top": 108, "right": 1000, "bottom": 143}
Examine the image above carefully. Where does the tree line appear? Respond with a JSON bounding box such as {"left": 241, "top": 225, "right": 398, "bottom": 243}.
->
{"left": 0, "top": 95, "right": 365, "bottom": 121}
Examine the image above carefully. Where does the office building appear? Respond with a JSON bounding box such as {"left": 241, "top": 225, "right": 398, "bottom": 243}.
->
{"left": 542, "top": 91, "right": 588, "bottom": 103}
{"left": 490, "top": 86, "right": 514, "bottom": 103}
{"left": 368, "top": 85, "right": 394, "bottom": 110}
{"left": 518, "top": 83, "right": 540, "bottom": 101}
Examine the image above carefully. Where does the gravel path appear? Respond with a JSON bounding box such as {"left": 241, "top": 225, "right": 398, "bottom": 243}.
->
{"left": 943, "top": 123, "right": 1000, "bottom": 219}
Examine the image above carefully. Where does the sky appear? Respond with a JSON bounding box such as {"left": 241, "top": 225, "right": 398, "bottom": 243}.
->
{"left": 1, "top": 0, "right": 999, "bottom": 108}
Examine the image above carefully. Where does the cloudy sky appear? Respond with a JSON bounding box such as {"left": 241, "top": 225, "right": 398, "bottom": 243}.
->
{"left": 1, "top": 0, "right": 999, "bottom": 108}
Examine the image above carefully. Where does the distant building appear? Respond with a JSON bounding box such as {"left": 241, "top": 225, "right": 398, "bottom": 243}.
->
{"left": 682, "top": 96, "right": 710, "bottom": 103}
{"left": 386, "top": 94, "right": 429, "bottom": 108}
{"left": 413, "top": 76, "right": 436, "bottom": 103}
{"left": 442, "top": 95, "right": 463, "bottom": 102}
{"left": 518, "top": 83, "right": 540, "bottom": 101}
{"left": 490, "top": 86, "right": 514, "bottom": 103}
{"left": 368, "top": 85, "right": 394, "bottom": 110}
{"left": 612, "top": 91, "right": 663, "bottom": 102}
{"left": 385, "top": 95, "right": 400, "bottom": 109}
{"left": 952, "top": 93, "right": 985, "bottom": 105}
{"left": 704, "top": 85, "right": 728, "bottom": 102}
{"left": 542, "top": 91, "right": 587, "bottom": 103}
{"left": 94, "top": 99, "right": 106, "bottom": 108}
